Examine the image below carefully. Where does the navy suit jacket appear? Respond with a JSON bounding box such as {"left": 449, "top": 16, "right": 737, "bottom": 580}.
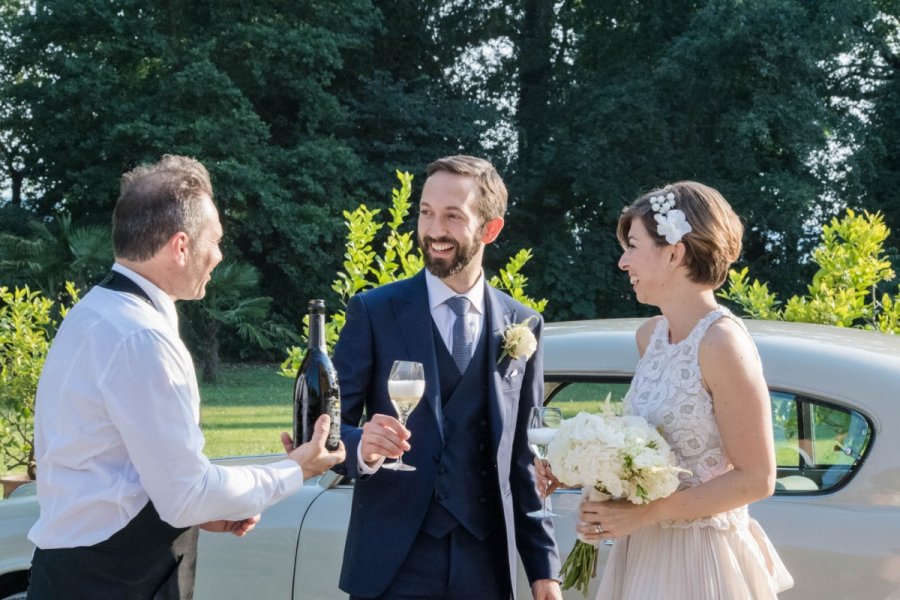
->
{"left": 333, "top": 271, "right": 560, "bottom": 598}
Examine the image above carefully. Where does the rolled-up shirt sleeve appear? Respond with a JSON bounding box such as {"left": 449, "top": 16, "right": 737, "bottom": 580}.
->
{"left": 101, "top": 329, "right": 303, "bottom": 527}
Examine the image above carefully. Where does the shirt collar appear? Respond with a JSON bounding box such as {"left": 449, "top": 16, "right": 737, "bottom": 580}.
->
{"left": 112, "top": 263, "right": 180, "bottom": 332}
{"left": 424, "top": 268, "right": 485, "bottom": 314}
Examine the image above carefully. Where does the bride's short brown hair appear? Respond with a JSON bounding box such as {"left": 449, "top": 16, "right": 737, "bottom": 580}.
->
{"left": 616, "top": 181, "right": 743, "bottom": 288}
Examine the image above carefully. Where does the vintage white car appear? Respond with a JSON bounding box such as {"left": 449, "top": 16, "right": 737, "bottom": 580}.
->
{"left": 2, "top": 318, "right": 899, "bottom": 599}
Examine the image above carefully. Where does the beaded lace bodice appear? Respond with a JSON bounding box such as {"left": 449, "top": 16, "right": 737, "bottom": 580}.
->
{"left": 624, "top": 306, "right": 750, "bottom": 530}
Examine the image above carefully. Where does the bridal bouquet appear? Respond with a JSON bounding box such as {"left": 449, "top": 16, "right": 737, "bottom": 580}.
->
{"left": 546, "top": 411, "right": 686, "bottom": 596}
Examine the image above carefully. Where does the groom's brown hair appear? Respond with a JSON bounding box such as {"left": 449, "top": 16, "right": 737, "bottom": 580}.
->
{"left": 427, "top": 155, "right": 507, "bottom": 224}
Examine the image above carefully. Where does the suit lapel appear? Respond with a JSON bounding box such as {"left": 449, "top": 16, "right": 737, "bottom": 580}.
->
{"left": 486, "top": 285, "right": 517, "bottom": 454}
{"left": 391, "top": 272, "right": 443, "bottom": 440}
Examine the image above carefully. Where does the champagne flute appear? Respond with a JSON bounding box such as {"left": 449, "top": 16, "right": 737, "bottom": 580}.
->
{"left": 527, "top": 406, "right": 562, "bottom": 518}
{"left": 382, "top": 360, "right": 425, "bottom": 471}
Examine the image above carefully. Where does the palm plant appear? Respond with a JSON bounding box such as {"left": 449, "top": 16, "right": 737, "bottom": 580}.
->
{"left": 0, "top": 213, "right": 112, "bottom": 296}
{"left": 180, "top": 260, "right": 298, "bottom": 383}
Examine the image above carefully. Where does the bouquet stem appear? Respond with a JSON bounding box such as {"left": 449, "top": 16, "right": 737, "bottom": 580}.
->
{"left": 559, "top": 539, "right": 599, "bottom": 598}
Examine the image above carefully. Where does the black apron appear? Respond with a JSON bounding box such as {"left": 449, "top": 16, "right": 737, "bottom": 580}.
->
{"left": 28, "top": 270, "right": 199, "bottom": 600}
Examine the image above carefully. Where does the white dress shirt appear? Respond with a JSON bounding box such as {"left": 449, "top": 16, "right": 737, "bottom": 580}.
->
{"left": 357, "top": 269, "right": 486, "bottom": 474}
{"left": 29, "top": 263, "right": 304, "bottom": 549}
{"left": 424, "top": 269, "right": 485, "bottom": 354}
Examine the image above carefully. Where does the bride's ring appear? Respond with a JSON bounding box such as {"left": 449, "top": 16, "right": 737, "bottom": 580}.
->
{"left": 594, "top": 524, "right": 603, "bottom": 534}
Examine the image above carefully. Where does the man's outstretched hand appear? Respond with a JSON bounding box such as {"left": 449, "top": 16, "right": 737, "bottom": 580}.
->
{"left": 282, "top": 414, "right": 346, "bottom": 480}
{"left": 199, "top": 515, "right": 261, "bottom": 537}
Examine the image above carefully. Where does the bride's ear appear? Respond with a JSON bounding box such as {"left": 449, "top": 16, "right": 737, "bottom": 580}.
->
{"left": 668, "top": 242, "right": 686, "bottom": 269}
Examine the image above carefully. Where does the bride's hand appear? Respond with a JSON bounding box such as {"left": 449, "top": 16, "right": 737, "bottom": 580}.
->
{"left": 579, "top": 498, "right": 655, "bottom": 540}
{"left": 534, "top": 457, "right": 564, "bottom": 497}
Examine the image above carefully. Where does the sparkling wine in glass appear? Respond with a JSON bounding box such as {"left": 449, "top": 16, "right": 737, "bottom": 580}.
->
{"left": 382, "top": 360, "right": 425, "bottom": 471}
{"left": 527, "top": 406, "right": 562, "bottom": 518}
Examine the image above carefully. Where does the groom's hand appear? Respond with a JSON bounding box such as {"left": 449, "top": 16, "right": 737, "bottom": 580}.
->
{"left": 534, "top": 458, "right": 564, "bottom": 496}
{"left": 360, "top": 413, "right": 411, "bottom": 465}
{"left": 531, "top": 578, "right": 562, "bottom": 600}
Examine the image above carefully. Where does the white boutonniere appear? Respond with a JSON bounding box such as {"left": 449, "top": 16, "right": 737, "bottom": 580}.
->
{"left": 498, "top": 316, "right": 538, "bottom": 364}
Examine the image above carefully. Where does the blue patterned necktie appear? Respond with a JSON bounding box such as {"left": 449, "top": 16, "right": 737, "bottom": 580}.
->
{"left": 446, "top": 296, "right": 474, "bottom": 373}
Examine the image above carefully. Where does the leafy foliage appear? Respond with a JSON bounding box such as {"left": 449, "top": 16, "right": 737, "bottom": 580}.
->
{"left": 502, "top": 0, "right": 875, "bottom": 320}
{"left": 281, "top": 171, "right": 548, "bottom": 375}
{"left": 720, "top": 210, "right": 900, "bottom": 332}
{"left": 1, "top": 0, "right": 380, "bottom": 322}
{"left": 0, "top": 213, "right": 112, "bottom": 295}
{"left": 0, "top": 283, "right": 78, "bottom": 478}
{"left": 2, "top": 1, "right": 898, "bottom": 326}
{"left": 179, "top": 261, "right": 298, "bottom": 383}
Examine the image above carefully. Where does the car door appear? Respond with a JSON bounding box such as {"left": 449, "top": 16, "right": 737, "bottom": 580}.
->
{"left": 537, "top": 376, "right": 884, "bottom": 600}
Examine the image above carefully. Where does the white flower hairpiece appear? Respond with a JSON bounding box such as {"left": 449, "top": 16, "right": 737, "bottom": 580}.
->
{"left": 650, "top": 191, "right": 692, "bottom": 245}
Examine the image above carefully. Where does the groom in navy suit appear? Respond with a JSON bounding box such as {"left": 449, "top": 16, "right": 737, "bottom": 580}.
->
{"left": 333, "top": 155, "right": 562, "bottom": 599}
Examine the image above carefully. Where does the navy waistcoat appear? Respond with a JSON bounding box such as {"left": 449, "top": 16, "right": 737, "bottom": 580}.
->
{"left": 420, "top": 317, "right": 503, "bottom": 540}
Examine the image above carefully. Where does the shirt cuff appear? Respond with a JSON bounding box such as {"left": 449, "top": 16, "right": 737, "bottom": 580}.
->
{"left": 267, "top": 458, "right": 305, "bottom": 495}
{"left": 357, "top": 444, "right": 384, "bottom": 475}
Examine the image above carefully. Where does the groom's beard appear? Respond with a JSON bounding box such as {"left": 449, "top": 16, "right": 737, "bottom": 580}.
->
{"left": 420, "top": 234, "right": 482, "bottom": 279}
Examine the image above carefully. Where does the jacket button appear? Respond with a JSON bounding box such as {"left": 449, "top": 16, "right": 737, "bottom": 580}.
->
{"left": 478, "top": 496, "right": 487, "bottom": 504}
{"left": 478, "top": 443, "right": 486, "bottom": 451}
{"left": 436, "top": 493, "right": 445, "bottom": 501}
{"left": 480, "top": 420, "right": 488, "bottom": 427}
{"left": 432, "top": 454, "right": 441, "bottom": 463}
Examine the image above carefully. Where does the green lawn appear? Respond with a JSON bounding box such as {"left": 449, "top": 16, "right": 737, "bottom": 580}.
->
{"left": 199, "top": 363, "right": 294, "bottom": 458}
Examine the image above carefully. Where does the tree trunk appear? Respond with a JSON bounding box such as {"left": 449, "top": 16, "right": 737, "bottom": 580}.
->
{"left": 27, "top": 444, "right": 36, "bottom": 480}
{"left": 202, "top": 321, "right": 221, "bottom": 384}
{"left": 517, "top": 0, "right": 554, "bottom": 174}
{"left": 11, "top": 170, "right": 23, "bottom": 207}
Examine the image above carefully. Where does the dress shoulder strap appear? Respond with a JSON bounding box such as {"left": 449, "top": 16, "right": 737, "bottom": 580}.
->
{"left": 689, "top": 305, "right": 755, "bottom": 347}
{"left": 687, "top": 306, "right": 730, "bottom": 345}
{"left": 648, "top": 316, "right": 670, "bottom": 346}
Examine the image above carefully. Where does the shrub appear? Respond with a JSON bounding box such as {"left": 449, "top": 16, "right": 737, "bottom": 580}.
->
{"left": 0, "top": 283, "right": 78, "bottom": 478}
{"left": 720, "top": 210, "right": 900, "bottom": 332}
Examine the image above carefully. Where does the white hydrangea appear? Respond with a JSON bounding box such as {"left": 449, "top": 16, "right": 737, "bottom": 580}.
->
{"left": 547, "top": 411, "right": 685, "bottom": 504}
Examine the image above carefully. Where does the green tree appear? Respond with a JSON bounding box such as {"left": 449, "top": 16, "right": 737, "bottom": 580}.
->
{"left": 499, "top": 0, "right": 877, "bottom": 320}
{"left": 830, "top": 2, "right": 900, "bottom": 270}
{"left": 2, "top": 0, "right": 379, "bottom": 322}
{"left": 720, "top": 210, "right": 900, "bottom": 332}
{"left": 0, "top": 0, "right": 30, "bottom": 208}
{"left": 335, "top": 0, "right": 505, "bottom": 202}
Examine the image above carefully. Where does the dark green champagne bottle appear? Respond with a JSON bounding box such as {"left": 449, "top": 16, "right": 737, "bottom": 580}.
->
{"left": 293, "top": 299, "right": 341, "bottom": 451}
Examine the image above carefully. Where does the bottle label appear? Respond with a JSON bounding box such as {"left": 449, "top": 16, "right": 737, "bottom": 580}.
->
{"left": 325, "top": 382, "right": 341, "bottom": 451}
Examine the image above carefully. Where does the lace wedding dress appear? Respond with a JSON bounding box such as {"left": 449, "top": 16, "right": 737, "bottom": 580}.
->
{"left": 596, "top": 306, "right": 793, "bottom": 599}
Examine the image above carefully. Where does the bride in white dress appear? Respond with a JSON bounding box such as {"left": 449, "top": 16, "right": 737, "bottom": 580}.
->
{"left": 539, "top": 181, "right": 793, "bottom": 599}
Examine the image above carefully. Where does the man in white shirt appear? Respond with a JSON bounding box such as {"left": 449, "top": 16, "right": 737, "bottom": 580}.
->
{"left": 27, "top": 155, "right": 345, "bottom": 599}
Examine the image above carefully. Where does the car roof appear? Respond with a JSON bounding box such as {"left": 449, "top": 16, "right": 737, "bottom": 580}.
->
{"left": 544, "top": 317, "right": 900, "bottom": 417}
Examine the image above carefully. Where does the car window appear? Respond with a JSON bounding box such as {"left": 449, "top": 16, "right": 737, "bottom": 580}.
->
{"left": 771, "top": 391, "right": 872, "bottom": 494}
{"left": 544, "top": 380, "right": 630, "bottom": 418}
{"left": 544, "top": 379, "right": 873, "bottom": 496}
